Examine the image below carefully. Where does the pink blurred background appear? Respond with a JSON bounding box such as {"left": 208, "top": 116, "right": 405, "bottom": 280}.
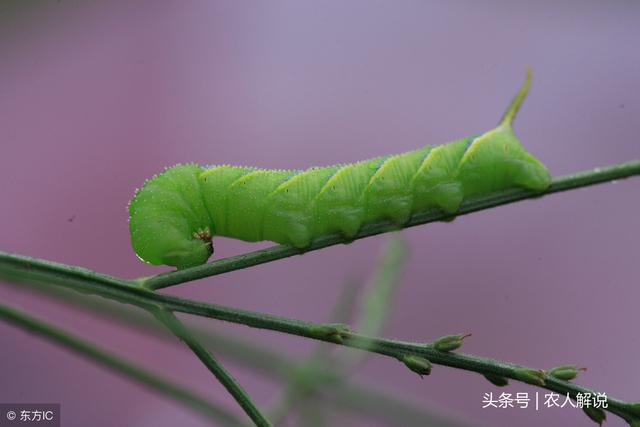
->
{"left": 1, "top": 1, "right": 638, "bottom": 426}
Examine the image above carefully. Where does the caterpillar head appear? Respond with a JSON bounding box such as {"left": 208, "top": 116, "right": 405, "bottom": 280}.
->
{"left": 128, "top": 164, "right": 214, "bottom": 270}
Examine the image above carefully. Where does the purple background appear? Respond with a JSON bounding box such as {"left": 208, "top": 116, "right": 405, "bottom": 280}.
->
{"left": 1, "top": 1, "right": 638, "bottom": 426}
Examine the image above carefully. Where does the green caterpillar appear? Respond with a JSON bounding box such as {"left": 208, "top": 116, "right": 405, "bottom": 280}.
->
{"left": 128, "top": 71, "right": 551, "bottom": 269}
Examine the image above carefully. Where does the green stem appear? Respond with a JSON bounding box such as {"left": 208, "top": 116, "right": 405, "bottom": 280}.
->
{"left": 0, "top": 302, "right": 241, "bottom": 427}
{"left": 1, "top": 255, "right": 637, "bottom": 424}
{"left": 141, "top": 159, "right": 640, "bottom": 291}
{"left": 151, "top": 308, "right": 272, "bottom": 427}
{"left": 5, "top": 279, "right": 471, "bottom": 427}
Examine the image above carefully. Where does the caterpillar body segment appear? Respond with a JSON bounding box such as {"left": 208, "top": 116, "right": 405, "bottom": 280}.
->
{"left": 128, "top": 71, "right": 551, "bottom": 269}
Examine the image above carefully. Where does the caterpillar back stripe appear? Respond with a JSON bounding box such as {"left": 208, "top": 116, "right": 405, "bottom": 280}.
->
{"left": 128, "top": 70, "right": 550, "bottom": 269}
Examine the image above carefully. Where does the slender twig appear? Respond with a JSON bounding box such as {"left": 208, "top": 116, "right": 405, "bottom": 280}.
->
{"left": 265, "top": 236, "right": 407, "bottom": 426}
{"left": 262, "top": 279, "right": 362, "bottom": 427}
{"left": 0, "top": 260, "right": 273, "bottom": 426}
{"left": 151, "top": 308, "right": 272, "bottom": 427}
{"left": 344, "top": 234, "right": 406, "bottom": 368}
{"left": 141, "top": 159, "right": 640, "bottom": 291}
{"left": 266, "top": 236, "right": 409, "bottom": 425}
{"left": 132, "top": 294, "right": 640, "bottom": 423}
{"left": 3, "top": 279, "right": 473, "bottom": 427}
{"left": 0, "top": 302, "right": 241, "bottom": 427}
{"left": 1, "top": 255, "right": 638, "bottom": 425}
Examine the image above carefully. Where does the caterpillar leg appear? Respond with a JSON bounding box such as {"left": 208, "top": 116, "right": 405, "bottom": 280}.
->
{"left": 383, "top": 200, "right": 413, "bottom": 226}
{"left": 162, "top": 238, "right": 213, "bottom": 268}
{"left": 261, "top": 206, "right": 315, "bottom": 249}
{"left": 430, "top": 182, "right": 464, "bottom": 214}
{"left": 512, "top": 153, "right": 552, "bottom": 191}
{"left": 337, "top": 214, "right": 362, "bottom": 239}
{"left": 361, "top": 150, "right": 427, "bottom": 228}
{"left": 285, "top": 223, "right": 313, "bottom": 248}
{"left": 313, "top": 205, "right": 366, "bottom": 241}
{"left": 412, "top": 181, "right": 464, "bottom": 215}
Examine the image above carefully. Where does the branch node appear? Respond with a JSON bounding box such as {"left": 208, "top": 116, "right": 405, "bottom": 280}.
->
{"left": 310, "top": 323, "right": 351, "bottom": 344}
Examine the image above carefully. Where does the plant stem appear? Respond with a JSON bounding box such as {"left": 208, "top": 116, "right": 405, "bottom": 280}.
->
{"left": 4, "top": 279, "right": 472, "bottom": 427}
{"left": 151, "top": 308, "right": 272, "bottom": 427}
{"left": 0, "top": 302, "right": 241, "bottom": 427}
{"left": 1, "top": 254, "right": 638, "bottom": 425}
{"left": 152, "top": 294, "right": 640, "bottom": 423}
{"left": 141, "top": 159, "right": 640, "bottom": 291}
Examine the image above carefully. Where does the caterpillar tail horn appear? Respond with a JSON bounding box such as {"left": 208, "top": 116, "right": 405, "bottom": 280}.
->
{"left": 499, "top": 67, "right": 532, "bottom": 128}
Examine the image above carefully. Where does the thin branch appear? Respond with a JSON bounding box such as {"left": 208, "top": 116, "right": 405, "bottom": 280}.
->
{"left": 264, "top": 236, "right": 407, "bottom": 426}
{"left": 151, "top": 308, "right": 272, "bottom": 427}
{"left": 343, "top": 234, "right": 406, "bottom": 368}
{"left": 264, "top": 235, "right": 411, "bottom": 426}
{"left": 136, "top": 294, "right": 640, "bottom": 424}
{"left": 141, "top": 159, "right": 640, "bottom": 291}
{"left": 5, "top": 279, "right": 471, "bottom": 427}
{"left": 1, "top": 258, "right": 638, "bottom": 425}
{"left": 262, "top": 279, "right": 362, "bottom": 427}
{"left": 0, "top": 302, "right": 241, "bottom": 427}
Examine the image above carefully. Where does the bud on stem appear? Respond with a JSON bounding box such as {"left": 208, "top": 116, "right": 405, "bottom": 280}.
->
{"left": 582, "top": 406, "right": 606, "bottom": 426}
{"left": 547, "top": 364, "right": 586, "bottom": 381}
{"left": 401, "top": 355, "right": 432, "bottom": 378}
{"left": 432, "top": 333, "right": 472, "bottom": 352}
{"left": 483, "top": 373, "right": 509, "bottom": 387}
{"left": 513, "top": 368, "right": 545, "bottom": 386}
